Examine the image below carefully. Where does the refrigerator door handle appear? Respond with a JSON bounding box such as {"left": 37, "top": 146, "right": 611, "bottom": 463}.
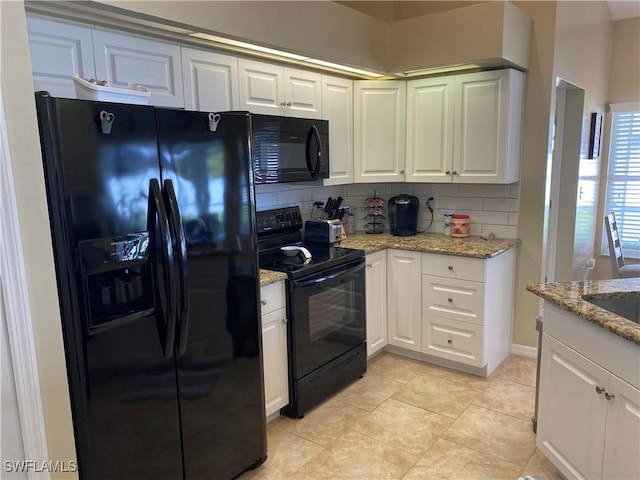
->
{"left": 163, "top": 179, "right": 190, "bottom": 355}
{"left": 305, "top": 124, "right": 322, "bottom": 180}
{"left": 148, "top": 178, "right": 177, "bottom": 359}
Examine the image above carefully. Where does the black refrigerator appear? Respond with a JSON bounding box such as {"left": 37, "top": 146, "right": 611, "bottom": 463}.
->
{"left": 34, "top": 92, "right": 267, "bottom": 480}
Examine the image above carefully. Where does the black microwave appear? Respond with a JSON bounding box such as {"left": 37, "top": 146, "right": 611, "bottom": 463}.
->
{"left": 251, "top": 114, "right": 329, "bottom": 184}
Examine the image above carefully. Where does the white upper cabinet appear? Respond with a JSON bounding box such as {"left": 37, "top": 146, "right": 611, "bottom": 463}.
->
{"left": 406, "top": 76, "right": 455, "bottom": 182}
{"left": 181, "top": 48, "right": 239, "bottom": 112}
{"left": 322, "top": 76, "right": 353, "bottom": 186}
{"left": 354, "top": 81, "right": 407, "bottom": 183}
{"left": 407, "top": 69, "right": 524, "bottom": 184}
{"left": 238, "top": 58, "right": 321, "bottom": 118}
{"left": 93, "top": 30, "right": 184, "bottom": 108}
{"left": 26, "top": 15, "right": 96, "bottom": 99}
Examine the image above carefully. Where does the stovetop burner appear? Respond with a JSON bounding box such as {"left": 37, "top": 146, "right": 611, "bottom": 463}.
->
{"left": 256, "top": 207, "right": 364, "bottom": 279}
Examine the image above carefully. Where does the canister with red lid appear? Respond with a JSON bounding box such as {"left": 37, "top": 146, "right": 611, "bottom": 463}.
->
{"left": 450, "top": 215, "right": 470, "bottom": 237}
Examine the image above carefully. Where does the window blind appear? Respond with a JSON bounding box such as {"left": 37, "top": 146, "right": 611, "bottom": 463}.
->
{"left": 603, "top": 110, "right": 640, "bottom": 258}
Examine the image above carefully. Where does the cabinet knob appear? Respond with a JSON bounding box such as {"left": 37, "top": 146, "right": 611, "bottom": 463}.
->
{"left": 448, "top": 298, "right": 453, "bottom": 303}
{"left": 400, "top": 170, "right": 405, "bottom": 175}
{"left": 367, "top": 263, "right": 372, "bottom": 268}
{"left": 280, "top": 102, "right": 287, "bottom": 107}
{"left": 453, "top": 170, "right": 458, "bottom": 175}
{"left": 605, "top": 392, "right": 615, "bottom": 400}
{"left": 446, "top": 170, "right": 451, "bottom": 175}
{"left": 595, "top": 386, "right": 605, "bottom": 394}
{"left": 286, "top": 101, "right": 292, "bottom": 107}
{"left": 448, "top": 265, "right": 454, "bottom": 271}
{"left": 261, "top": 300, "right": 267, "bottom": 306}
{"left": 447, "top": 339, "right": 453, "bottom": 345}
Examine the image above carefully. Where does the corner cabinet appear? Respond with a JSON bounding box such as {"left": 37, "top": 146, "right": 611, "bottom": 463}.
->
{"left": 365, "top": 251, "right": 387, "bottom": 358}
{"left": 387, "top": 249, "right": 422, "bottom": 352}
{"left": 322, "top": 76, "right": 354, "bottom": 186}
{"left": 406, "top": 69, "right": 524, "bottom": 184}
{"left": 181, "top": 48, "right": 239, "bottom": 111}
{"left": 354, "top": 81, "right": 407, "bottom": 183}
{"left": 537, "top": 303, "right": 640, "bottom": 480}
{"left": 238, "top": 58, "right": 322, "bottom": 118}
{"left": 259, "top": 282, "right": 289, "bottom": 418}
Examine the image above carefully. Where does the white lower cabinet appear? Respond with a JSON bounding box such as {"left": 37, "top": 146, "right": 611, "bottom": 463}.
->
{"left": 421, "top": 249, "right": 514, "bottom": 375}
{"left": 365, "top": 250, "right": 387, "bottom": 358}
{"left": 387, "top": 249, "right": 422, "bottom": 352}
{"left": 537, "top": 305, "right": 640, "bottom": 480}
{"left": 260, "top": 282, "right": 288, "bottom": 418}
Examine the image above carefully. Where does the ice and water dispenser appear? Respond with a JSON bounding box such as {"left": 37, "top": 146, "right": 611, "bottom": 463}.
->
{"left": 79, "top": 232, "right": 154, "bottom": 331}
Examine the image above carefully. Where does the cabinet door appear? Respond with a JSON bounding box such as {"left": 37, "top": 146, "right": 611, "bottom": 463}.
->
{"left": 453, "top": 69, "right": 520, "bottom": 183}
{"left": 93, "top": 30, "right": 184, "bottom": 108}
{"left": 387, "top": 249, "right": 422, "bottom": 352}
{"left": 182, "top": 48, "right": 238, "bottom": 111}
{"left": 284, "top": 67, "right": 322, "bottom": 118}
{"left": 365, "top": 251, "right": 387, "bottom": 358}
{"left": 26, "top": 16, "right": 96, "bottom": 99}
{"left": 537, "top": 333, "right": 608, "bottom": 480}
{"left": 354, "top": 81, "right": 406, "bottom": 183}
{"left": 322, "top": 76, "right": 353, "bottom": 186}
{"left": 602, "top": 375, "right": 640, "bottom": 480}
{"left": 238, "top": 58, "right": 284, "bottom": 114}
{"left": 261, "top": 308, "right": 289, "bottom": 417}
{"left": 406, "top": 77, "right": 455, "bottom": 183}
{"left": 422, "top": 315, "right": 484, "bottom": 367}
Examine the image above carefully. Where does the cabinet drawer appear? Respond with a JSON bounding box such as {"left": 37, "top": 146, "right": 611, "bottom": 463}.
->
{"left": 422, "top": 253, "right": 485, "bottom": 282}
{"left": 422, "top": 315, "right": 484, "bottom": 367}
{"left": 260, "top": 281, "right": 286, "bottom": 315}
{"left": 422, "top": 275, "right": 484, "bottom": 325}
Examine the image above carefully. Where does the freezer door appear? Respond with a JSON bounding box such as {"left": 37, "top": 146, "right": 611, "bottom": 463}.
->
{"left": 156, "top": 109, "right": 267, "bottom": 479}
{"left": 35, "top": 94, "right": 184, "bottom": 480}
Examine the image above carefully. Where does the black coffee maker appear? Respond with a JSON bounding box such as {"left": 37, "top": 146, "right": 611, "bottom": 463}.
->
{"left": 388, "top": 194, "right": 419, "bottom": 236}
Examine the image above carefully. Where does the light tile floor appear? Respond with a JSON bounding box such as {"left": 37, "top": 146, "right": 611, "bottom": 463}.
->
{"left": 239, "top": 353, "right": 565, "bottom": 480}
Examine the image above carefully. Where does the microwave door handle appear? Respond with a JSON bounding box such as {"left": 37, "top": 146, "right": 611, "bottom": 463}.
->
{"left": 294, "top": 260, "right": 365, "bottom": 288}
{"left": 305, "top": 124, "right": 322, "bottom": 180}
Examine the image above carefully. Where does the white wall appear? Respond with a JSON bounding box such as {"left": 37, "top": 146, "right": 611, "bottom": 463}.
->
{"left": 0, "top": 1, "right": 77, "bottom": 477}
{"left": 1, "top": 283, "right": 27, "bottom": 480}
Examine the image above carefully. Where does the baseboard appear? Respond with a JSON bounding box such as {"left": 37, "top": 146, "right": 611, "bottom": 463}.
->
{"left": 511, "top": 343, "right": 538, "bottom": 358}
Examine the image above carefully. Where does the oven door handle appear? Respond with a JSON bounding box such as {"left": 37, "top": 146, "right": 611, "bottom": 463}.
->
{"left": 293, "top": 260, "right": 365, "bottom": 288}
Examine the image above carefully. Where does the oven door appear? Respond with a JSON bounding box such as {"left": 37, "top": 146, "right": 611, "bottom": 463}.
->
{"left": 289, "top": 258, "right": 366, "bottom": 380}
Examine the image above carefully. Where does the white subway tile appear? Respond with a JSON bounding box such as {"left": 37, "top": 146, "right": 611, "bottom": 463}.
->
{"left": 483, "top": 198, "right": 519, "bottom": 212}
{"left": 437, "top": 196, "right": 485, "bottom": 211}
{"left": 510, "top": 183, "right": 520, "bottom": 198}
{"left": 509, "top": 213, "right": 519, "bottom": 225}
{"left": 466, "top": 211, "right": 509, "bottom": 225}
{"left": 458, "top": 184, "right": 510, "bottom": 198}
{"left": 256, "top": 193, "right": 278, "bottom": 210}
{"left": 469, "top": 224, "right": 483, "bottom": 236}
{"left": 414, "top": 183, "right": 460, "bottom": 196}
{"left": 481, "top": 224, "right": 518, "bottom": 239}
{"left": 277, "top": 188, "right": 316, "bottom": 207}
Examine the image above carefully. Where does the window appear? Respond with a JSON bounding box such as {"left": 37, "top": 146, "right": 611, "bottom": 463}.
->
{"left": 603, "top": 108, "right": 640, "bottom": 258}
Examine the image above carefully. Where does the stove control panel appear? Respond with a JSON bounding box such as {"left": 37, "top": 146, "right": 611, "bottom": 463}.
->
{"left": 256, "top": 206, "right": 303, "bottom": 235}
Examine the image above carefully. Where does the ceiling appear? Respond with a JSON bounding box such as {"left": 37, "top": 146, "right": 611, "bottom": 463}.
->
{"left": 338, "top": 1, "right": 640, "bottom": 21}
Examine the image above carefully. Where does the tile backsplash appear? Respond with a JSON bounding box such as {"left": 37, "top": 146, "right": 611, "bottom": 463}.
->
{"left": 255, "top": 182, "right": 520, "bottom": 239}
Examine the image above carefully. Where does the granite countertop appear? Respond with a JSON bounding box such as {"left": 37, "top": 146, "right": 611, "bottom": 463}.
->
{"left": 259, "top": 269, "right": 287, "bottom": 287}
{"left": 339, "top": 232, "right": 520, "bottom": 258}
{"left": 527, "top": 279, "right": 640, "bottom": 345}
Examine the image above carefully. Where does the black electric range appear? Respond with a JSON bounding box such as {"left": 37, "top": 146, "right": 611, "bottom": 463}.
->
{"left": 256, "top": 206, "right": 367, "bottom": 419}
{"left": 256, "top": 206, "right": 364, "bottom": 279}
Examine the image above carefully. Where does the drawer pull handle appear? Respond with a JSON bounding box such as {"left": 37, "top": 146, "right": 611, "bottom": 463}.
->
{"left": 448, "top": 265, "right": 454, "bottom": 271}
{"left": 447, "top": 339, "right": 453, "bottom": 345}
{"left": 605, "top": 392, "right": 615, "bottom": 401}
{"left": 448, "top": 298, "right": 453, "bottom": 303}
{"left": 595, "top": 386, "right": 604, "bottom": 395}
{"left": 261, "top": 300, "right": 267, "bottom": 306}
